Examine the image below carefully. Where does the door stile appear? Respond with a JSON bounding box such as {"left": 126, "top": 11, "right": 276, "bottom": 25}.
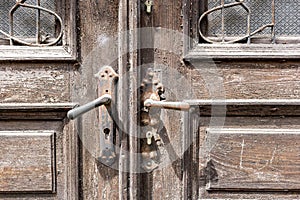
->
{"left": 118, "top": 0, "right": 130, "bottom": 199}
{"left": 127, "top": 0, "right": 142, "bottom": 199}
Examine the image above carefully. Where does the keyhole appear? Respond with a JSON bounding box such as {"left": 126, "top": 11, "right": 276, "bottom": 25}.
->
{"left": 103, "top": 128, "right": 110, "bottom": 139}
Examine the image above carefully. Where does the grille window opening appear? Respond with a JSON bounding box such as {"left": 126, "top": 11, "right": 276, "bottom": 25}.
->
{"left": 200, "top": 0, "right": 300, "bottom": 44}
{"left": 0, "top": 0, "right": 62, "bottom": 46}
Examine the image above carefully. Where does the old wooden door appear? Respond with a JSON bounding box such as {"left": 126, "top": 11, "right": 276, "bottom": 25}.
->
{"left": 76, "top": 0, "right": 300, "bottom": 199}
{"left": 1, "top": 0, "right": 300, "bottom": 199}
{"left": 0, "top": 0, "right": 78, "bottom": 199}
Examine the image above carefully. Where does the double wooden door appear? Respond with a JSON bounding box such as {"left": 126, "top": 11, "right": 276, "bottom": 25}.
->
{"left": 1, "top": 0, "right": 300, "bottom": 199}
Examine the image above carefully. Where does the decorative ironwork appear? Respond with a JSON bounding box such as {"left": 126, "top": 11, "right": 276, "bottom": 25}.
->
{"left": 199, "top": 0, "right": 300, "bottom": 44}
{"left": 0, "top": 0, "right": 63, "bottom": 46}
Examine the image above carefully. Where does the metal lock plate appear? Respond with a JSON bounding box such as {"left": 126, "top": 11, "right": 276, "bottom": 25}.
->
{"left": 139, "top": 69, "right": 164, "bottom": 172}
{"left": 95, "top": 66, "right": 118, "bottom": 166}
{"left": 139, "top": 68, "right": 190, "bottom": 172}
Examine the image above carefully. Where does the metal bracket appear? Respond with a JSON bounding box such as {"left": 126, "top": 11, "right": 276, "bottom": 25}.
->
{"left": 67, "top": 66, "right": 118, "bottom": 166}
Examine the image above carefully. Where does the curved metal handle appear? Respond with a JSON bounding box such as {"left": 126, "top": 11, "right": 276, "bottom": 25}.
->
{"left": 67, "top": 94, "right": 112, "bottom": 120}
{"left": 144, "top": 99, "right": 190, "bottom": 111}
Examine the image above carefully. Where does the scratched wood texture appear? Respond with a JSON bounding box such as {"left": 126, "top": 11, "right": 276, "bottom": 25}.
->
{"left": 0, "top": 0, "right": 78, "bottom": 195}
{"left": 207, "top": 129, "right": 300, "bottom": 191}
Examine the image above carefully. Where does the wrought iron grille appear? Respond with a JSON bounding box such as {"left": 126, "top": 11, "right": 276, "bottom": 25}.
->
{"left": 199, "top": 0, "right": 300, "bottom": 44}
{"left": 0, "top": 0, "right": 62, "bottom": 46}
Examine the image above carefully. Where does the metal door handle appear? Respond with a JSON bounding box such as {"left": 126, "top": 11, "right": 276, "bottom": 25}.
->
{"left": 67, "top": 94, "right": 111, "bottom": 120}
{"left": 67, "top": 66, "right": 118, "bottom": 166}
{"left": 144, "top": 99, "right": 190, "bottom": 110}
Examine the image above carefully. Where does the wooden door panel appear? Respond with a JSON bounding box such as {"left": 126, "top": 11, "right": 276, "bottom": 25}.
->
{"left": 0, "top": 131, "right": 55, "bottom": 193}
{"left": 188, "top": 115, "right": 300, "bottom": 199}
{"left": 207, "top": 129, "right": 300, "bottom": 191}
{"left": 0, "top": 105, "right": 77, "bottom": 199}
{"left": 0, "top": 64, "right": 71, "bottom": 104}
{"left": 190, "top": 62, "right": 300, "bottom": 100}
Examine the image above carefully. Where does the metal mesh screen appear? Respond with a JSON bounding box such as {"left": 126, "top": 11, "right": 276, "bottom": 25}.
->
{"left": 0, "top": 0, "right": 56, "bottom": 38}
{"left": 275, "top": 1, "right": 300, "bottom": 36}
{"left": 206, "top": 0, "right": 300, "bottom": 38}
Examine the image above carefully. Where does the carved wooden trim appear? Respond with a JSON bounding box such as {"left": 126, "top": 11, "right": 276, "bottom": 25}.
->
{"left": 207, "top": 128, "right": 300, "bottom": 135}
{"left": 184, "top": 99, "right": 300, "bottom": 116}
{"left": 184, "top": 44, "right": 300, "bottom": 60}
{"left": 185, "top": 99, "right": 300, "bottom": 106}
{"left": 183, "top": 108, "right": 201, "bottom": 199}
{"left": 0, "top": 103, "right": 77, "bottom": 120}
{"left": 0, "top": 104, "right": 78, "bottom": 199}
{"left": 0, "top": 46, "right": 75, "bottom": 61}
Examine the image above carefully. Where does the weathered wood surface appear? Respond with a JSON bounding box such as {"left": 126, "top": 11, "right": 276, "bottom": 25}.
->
{"left": 207, "top": 129, "right": 300, "bottom": 191}
{"left": 0, "top": 64, "right": 71, "bottom": 103}
{"left": 76, "top": 0, "right": 121, "bottom": 199}
{"left": 0, "top": 47, "right": 74, "bottom": 61}
{"left": 189, "top": 61, "right": 300, "bottom": 100}
{"left": 139, "top": 0, "right": 186, "bottom": 199}
{"left": 0, "top": 0, "right": 76, "bottom": 199}
{"left": 1, "top": 0, "right": 300, "bottom": 199}
{"left": 0, "top": 131, "right": 55, "bottom": 193}
{"left": 127, "top": 1, "right": 140, "bottom": 199}
{"left": 136, "top": 0, "right": 300, "bottom": 199}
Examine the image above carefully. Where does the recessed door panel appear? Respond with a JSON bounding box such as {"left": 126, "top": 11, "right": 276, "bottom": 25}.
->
{"left": 206, "top": 129, "right": 300, "bottom": 191}
{"left": 0, "top": 131, "right": 55, "bottom": 193}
